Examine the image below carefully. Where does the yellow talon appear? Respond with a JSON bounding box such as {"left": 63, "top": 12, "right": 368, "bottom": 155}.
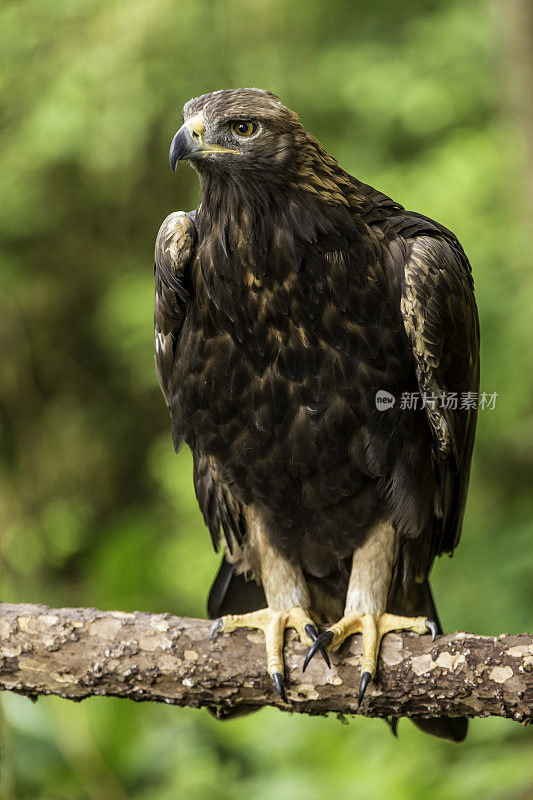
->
{"left": 210, "top": 605, "right": 320, "bottom": 702}
{"left": 303, "top": 611, "right": 436, "bottom": 702}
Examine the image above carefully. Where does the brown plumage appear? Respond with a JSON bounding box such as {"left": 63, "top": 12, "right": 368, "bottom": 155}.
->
{"left": 155, "top": 89, "right": 479, "bottom": 739}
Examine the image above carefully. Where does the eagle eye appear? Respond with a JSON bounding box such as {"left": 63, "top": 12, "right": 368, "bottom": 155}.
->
{"left": 231, "top": 121, "right": 257, "bottom": 137}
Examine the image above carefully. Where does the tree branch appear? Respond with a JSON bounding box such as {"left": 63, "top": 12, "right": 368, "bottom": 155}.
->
{"left": 0, "top": 602, "right": 531, "bottom": 722}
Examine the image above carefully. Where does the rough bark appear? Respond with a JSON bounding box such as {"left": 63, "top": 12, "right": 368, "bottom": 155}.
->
{"left": 0, "top": 602, "right": 531, "bottom": 723}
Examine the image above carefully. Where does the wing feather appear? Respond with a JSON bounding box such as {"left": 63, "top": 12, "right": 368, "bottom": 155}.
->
{"left": 154, "top": 210, "right": 196, "bottom": 411}
{"left": 154, "top": 210, "right": 253, "bottom": 615}
{"left": 400, "top": 234, "right": 480, "bottom": 556}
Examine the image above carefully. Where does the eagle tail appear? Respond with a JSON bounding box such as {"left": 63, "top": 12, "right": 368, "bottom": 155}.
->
{"left": 206, "top": 558, "right": 266, "bottom": 720}
{"left": 207, "top": 557, "right": 266, "bottom": 619}
{"left": 389, "top": 578, "right": 468, "bottom": 742}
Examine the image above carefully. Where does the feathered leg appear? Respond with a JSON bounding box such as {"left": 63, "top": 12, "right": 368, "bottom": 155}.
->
{"left": 210, "top": 513, "right": 327, "bottom": 702}
{"left": 304, "top": 519, "right": 436, "bottom": 702}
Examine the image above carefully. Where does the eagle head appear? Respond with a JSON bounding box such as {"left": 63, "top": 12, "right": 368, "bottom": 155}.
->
{"left": 169, "top": 88, "right": 310, "bottom": 181}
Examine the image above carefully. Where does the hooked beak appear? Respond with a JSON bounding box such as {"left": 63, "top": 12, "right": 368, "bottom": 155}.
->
{"left": 169, "top": 114, "right": 239, "bottom": 172}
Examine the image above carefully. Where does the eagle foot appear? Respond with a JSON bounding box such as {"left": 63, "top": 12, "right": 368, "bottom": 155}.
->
{"left": 303, "top": 612, "right": 437, "bottom": 703}
{"left": 210, "top": 606, "right": 327, "bottom": 703}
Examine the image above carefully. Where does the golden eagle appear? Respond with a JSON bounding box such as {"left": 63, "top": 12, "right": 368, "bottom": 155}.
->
{"left": 154, "top": 89, "right": 479, "bottom": 740}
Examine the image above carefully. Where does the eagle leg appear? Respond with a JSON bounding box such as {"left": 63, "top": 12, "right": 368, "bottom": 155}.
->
{"left": 210, "top": 606, "right": 322, "bottom": 702}
{"left": 303, "top": 520, "right": 437, "bottom": 701}
{"left": 303, "top": 612, "right": 436, "bottom": 702}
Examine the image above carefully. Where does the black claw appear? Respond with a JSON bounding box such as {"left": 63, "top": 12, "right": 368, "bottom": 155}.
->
{"left": 358, "top": 671, "right": 372, "bottom": 706}
{"left": 425, "top": 618, "right": 438, "bottom": 642}
{"left": 209, "top": 618, "right": 223, "bottom": 641}
{"left": 304, "top": 624, "right": 331, "bottom": 668}
{"left": 303, "top": 630, "right": 334, "bottom": 672}
{"left": 272, "top": 672, "right": 288, "bottom": 703}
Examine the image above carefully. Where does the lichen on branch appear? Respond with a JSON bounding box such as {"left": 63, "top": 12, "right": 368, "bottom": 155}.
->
{"left": 0, "top": 603, "right": 531, "bottom": 723}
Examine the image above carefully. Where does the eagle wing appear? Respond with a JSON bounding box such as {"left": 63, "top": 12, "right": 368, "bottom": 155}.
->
{"left": 154, "top": 211, "right": 196, "bottom": 413}
{"left": 154, "top": 210, "right": 261, "bottom": 617}
{"left": 400, "top": 232, "right": 480, "bottom": 558}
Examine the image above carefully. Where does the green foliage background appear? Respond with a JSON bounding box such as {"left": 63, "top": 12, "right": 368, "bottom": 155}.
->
{"left": 1, "top": 0, "right": 532, "bottom": 797}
